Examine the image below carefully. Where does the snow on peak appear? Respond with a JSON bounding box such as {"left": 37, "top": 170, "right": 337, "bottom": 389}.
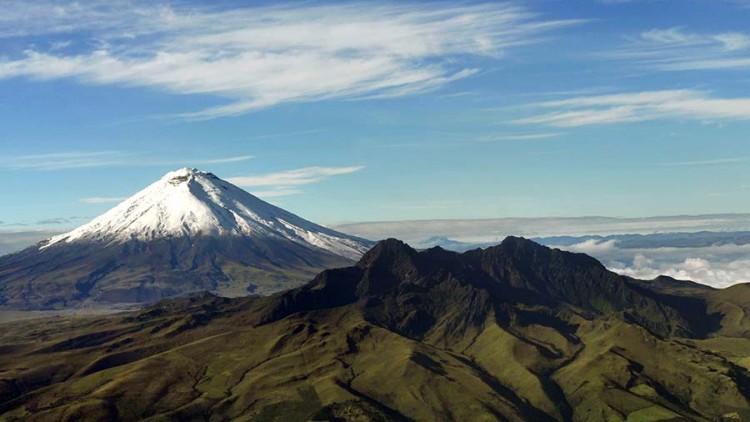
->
{"left": 41, "top": 168, "right": 370, "bottom": 260}
{"left": 162, "top": 167, "right": 210, "bottom": 182}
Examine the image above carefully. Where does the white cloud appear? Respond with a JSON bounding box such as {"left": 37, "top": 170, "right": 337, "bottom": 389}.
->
{"left": 658, "top": 57, "right": 750, "bottom": 71}
{"left": 554, "top": 239, "right": 619, "bottom": 254}
{"left": 474, "top": 133, "right": 561, "bottom": 142}
{"left": 49, "top": 40, "right": 72, "bottom": 50}
{"left": 662, "top": 158, "right": 745, "bottom": 166}
{"left": 0, "top": 151, "right": 128, "bottom": 170}
{"left": 333, "top": 217, "right": 750, "bottom": 288}
{"left": 228, "top": 166, "right": 363, "bottom": 187}
{"left": 514, "top": 90, "right": 750, "bottom": 127}
{"left": 714, "top": 33, "right": 750, "bottom": 51}
{"left": 0, "top": 1, "right": 579, "bottom": 119}
{"left": 228, "top": 166, "right": 364, "bottom": 197}
{"left": 608, "top": 27, "right": 750, "bottom": 71}
{"left": 0, "top": 151, "right": 253, "bottom": 170}
{"left": 191, "top": 155, "right": 254, "bottom": 165}
{"left": 0, "top": 1, "right": 175, "bottom": 39}
{"left": 332, "top": 214, "right": 750, "bottom": 246}
{"left": 639, "top": 27, "right": 750, "bottom": 52}
{"left": 79, "top": 197, "right": 128, "bottom": 204}
{"left": 639, "top": 28, "right": 704, "bottom": 46}
{"left": 609, "top": 251, "right": 750, "bottom": 288}
{"left": 550, "top": 239, "right": 750, "bottom": 288}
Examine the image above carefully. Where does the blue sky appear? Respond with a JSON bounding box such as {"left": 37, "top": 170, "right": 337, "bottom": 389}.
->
{"left": 2, "top": 0, "right": 750, "bottom": 233}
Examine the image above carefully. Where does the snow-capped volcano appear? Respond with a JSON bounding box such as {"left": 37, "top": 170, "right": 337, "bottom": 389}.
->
{"left": 0, "top": 168, "right": 373, "bottom": 310}
{"left": 42, "top": 168, "right": 368, "bottom": 260}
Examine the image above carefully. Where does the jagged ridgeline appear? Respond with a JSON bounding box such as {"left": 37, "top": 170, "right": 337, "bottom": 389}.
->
{"left": 2, "top": 238, "right": 750, "bottom": 421}
{"left": 0, "top": 168, "right": 373, "bottom": 309}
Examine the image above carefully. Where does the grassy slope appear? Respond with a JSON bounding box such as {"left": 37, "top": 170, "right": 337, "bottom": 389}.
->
{"left": 2, "top": 295, "right": 750, "bottom": 422}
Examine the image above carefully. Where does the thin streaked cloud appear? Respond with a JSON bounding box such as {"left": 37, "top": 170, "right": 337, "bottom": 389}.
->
{"left": 0, "top": 1, "right": 581, "bottom": 119}
{"left": 662, "top": 158, "right": 746, "bottom": 167}
{"left": 0, "top": 151, "right": 253, "bottom": 170}
{"left": 192, "top": 155, "right": 254, "bottom": 165}
{"left": 514, "top": 90, "right": 750, "bottom": 127}
{"left": 228, "top": 166, "right": 364, "bottom": 197}
{"left": 606, "top": 26, "right": 750, "bottom": 72}
{"left": 0, "top": 151, "right": 129, "bottom": 170}
{"left": 640, "top": 27, "right": 750, "bottom": 52}
{"left": 474, "top": 133, "right": 561, "bottom": 142}
{"left": 227, "top": 166, "right": 364, "bottom": 187}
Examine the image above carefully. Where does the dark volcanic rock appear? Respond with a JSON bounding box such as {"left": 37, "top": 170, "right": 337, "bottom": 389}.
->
{"left": 260, "top": 237, "right": 718, "bottom": 338}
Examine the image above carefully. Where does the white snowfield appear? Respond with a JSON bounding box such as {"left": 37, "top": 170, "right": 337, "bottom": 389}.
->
{"left": 41, "top": 168, "right": 370, "bottom": 260}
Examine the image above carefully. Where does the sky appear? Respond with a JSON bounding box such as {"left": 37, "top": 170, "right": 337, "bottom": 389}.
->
{"left": 2, "top": 0, "right": 750, "bottom": 239}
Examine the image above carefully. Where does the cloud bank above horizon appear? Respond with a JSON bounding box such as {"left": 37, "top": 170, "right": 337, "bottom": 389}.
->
{"left": 333, "top": 216, "right": 750, "bottom": 288}
{"left": 550, "top": 238, "right": 750, "bottom": 288}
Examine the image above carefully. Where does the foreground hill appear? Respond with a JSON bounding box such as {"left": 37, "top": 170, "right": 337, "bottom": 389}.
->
{"left": 1, "top": 238, "right": 750, "bottom": 421}
{"left": 0, "top": 168, "right": 372, "bottom": 310}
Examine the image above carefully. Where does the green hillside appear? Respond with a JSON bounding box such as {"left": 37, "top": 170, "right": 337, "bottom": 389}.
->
{"left": 1, "top": 239, "right": 750, "bottom": 421}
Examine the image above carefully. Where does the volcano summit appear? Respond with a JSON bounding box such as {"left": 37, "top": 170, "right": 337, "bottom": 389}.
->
{"left": 0, "top": 168, "right": 372, "bottom": 310}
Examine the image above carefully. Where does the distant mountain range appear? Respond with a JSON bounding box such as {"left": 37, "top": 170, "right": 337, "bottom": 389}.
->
{"left": 332, "top": 214, "right": 750, "bottom": 247}
{"left": 0, "top": 168, "right": 372, "bottom": 310}
{"left": 2, "top": 237, "right": 750, "bottom": 420}
{"left": 416, "top": 231, "right": 750, "bottom": 252}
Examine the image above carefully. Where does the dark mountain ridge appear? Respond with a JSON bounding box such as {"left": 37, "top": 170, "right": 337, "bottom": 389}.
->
{"left": 1, "top": 238, "right": 749, "bottom": 421}
{"left": 260, "top": 237, "right": 718, "bottom": 339}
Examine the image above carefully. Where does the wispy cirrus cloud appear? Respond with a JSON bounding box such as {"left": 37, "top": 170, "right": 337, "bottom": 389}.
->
{"left": 191, "top": 155, "right": 254, "bottom": 165}
{"left": 662, "top": 158, "right": 746, "bottom": 167}
{"left": 513, "top": 89, "right": 750, "bottom": 127}
{"left": 639, "top": 27, "right": 750, "bottom": 52}
{"left": 0, "top": 151, "right": 253, "bottom": 170}
{"left": 474, "top": 133, "right": 561, "bottom": 142}
{"left": 0, "top": 151, "right": 129, "bottom": 170}
{"left": 608, "top": 27, "right": 750, "bottom": 71}
{"left": 228, "top": 166, "right": 364, "bottom": 198}
{"left": 227, "top": 166, "right": 364, "bottom": 187}
{"left": 0, "top": 1, "right": 580, "bottom": 119}
{"left": 0, "top": 1, "right": 168, "bottom": 38}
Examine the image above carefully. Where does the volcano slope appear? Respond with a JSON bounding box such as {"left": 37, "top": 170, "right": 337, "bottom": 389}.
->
{"left": 2, "top": 238, "right": 750, "bottom": 421}
{"left": 0, "top": 168, "right": 372, "bottom": 310}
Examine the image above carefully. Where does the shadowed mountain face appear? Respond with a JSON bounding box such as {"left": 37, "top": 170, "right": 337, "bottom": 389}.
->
{"left": 261, "top": 238, "right": 717, "bottom": 339}
{"left": 0, "top": 168, "right": 372, "bottom": 310}
{"left": 0, "top": 235, "right": 356, "bottom": 309}
{"left": 2, "top": 238, "right": 750, "bottom": 421}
